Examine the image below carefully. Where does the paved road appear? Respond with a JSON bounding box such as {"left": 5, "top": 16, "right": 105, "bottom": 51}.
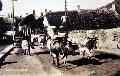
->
{"left": 0, "top": 46, "right": 120, "bottom": 76}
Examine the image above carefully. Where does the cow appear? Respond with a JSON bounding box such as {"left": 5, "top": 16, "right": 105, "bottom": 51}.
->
{"left": 78, "top": 37, "right": 98, "bottom": 59}
{"left": 21, "top": 35, "right": 31, "bottom": 55}
{"left": 46, "top": 37, "right": 64, "bottom": 66}
{"left": 60, "top": 37, "right": 98, "bottom": 65}
{"left": 38, "top": 34, "right": 47, "bottom": 48}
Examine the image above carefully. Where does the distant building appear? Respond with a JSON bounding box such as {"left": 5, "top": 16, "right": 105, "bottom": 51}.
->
{"left": 98, "top": 1, "right": 119, "bottom": 16}
{"left": 98, "top": 1, "right": 115, "bottom": 11}
{"left": 115, "top": 0, "right": 120, "bottom": 15}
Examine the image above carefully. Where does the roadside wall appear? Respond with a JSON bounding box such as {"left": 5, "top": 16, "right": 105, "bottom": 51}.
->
{"left": 68, "top": 28, "right": 120, "bottom": 49}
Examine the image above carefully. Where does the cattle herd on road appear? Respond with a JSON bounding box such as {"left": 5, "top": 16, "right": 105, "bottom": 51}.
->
{"left": 17, "top": 11, "right": 98, "bottom": 67}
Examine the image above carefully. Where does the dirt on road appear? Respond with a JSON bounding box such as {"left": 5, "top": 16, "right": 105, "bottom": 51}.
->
{"left": 0, "top": 47, "right": 120, "bottom": 76}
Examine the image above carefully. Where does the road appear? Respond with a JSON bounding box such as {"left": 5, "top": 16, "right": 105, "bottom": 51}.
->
{"left": 0, "top": 46, "right": 120, "bottom": 76}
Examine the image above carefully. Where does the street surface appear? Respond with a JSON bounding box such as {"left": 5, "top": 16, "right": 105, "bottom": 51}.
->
{"left": 0, "top": 46, "right": 120, "bottom": 76}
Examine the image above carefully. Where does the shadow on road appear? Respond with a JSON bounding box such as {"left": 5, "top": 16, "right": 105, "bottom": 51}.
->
{"left": 58, "top": 58, "right": 103, "bottom": 71}
{"left": 67, "top": 52, "right": 120, "bottom": 67}
{"left": 95, "top": 52, "right": 120, "bottom": 60}
{"left": 33, "top": 51, "right": 50, "bottom": 55}
{"left": 112, "top": 71, "right": 120, "bottom": 76}
{"left": 67, "top": 58, "right": 103, "bottom": 66}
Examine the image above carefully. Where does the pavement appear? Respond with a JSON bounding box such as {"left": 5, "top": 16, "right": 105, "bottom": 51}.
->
{"left": 0, "top": 46, "right": 92, "bottom": 76}
{"left": 0, "top": 46, "right": 120, "bottom": 76}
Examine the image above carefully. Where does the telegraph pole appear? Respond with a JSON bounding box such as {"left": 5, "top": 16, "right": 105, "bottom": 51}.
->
{"left": 64, "top": 0, "right": 69, "bottom": 34}
{"left": 12, "top": 0, "right": 15, "bottom": 22}
{"left": 12, "top": 0, "right": 17, "bottom": 45}
{"left": 12, "top": 0, "right": 15, "bottom": 45}
{"left": 65, "top": 0, "right": 67, "bottom": 17}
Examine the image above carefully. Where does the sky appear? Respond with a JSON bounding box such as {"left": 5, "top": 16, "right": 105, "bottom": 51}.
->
{"left": 0, "top": 0, "right": 114, "bottom": 17}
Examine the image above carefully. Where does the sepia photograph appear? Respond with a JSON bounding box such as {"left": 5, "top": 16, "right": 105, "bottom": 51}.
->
{"left": 0, "top": 0, "right": 120, "bottom": 76}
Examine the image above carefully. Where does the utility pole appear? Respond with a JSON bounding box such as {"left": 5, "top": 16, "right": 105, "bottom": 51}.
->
{"left": 12, "top": 0, "right": 15, "bottom": 21}
{"left": 12, "top": 0, "right": 17, "bottom": 46}
{"left": 65, "top": 0, "right": 67, "bottom": 17}
{"left": 12, "top": 0, "right": 15, "bottom": 45}
{"left": 64, "top": 0, "right": 69, "bottom": 34}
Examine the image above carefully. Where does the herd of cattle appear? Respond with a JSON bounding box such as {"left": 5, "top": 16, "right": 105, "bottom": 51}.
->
{"left": 17, "top": 11, "right": 98, "bottom": 66}
{"left": 48, "top": 34, "right": 97, "bottom": 66}
{"left": 21, "top": 30, "right": 98, "bottom": 66}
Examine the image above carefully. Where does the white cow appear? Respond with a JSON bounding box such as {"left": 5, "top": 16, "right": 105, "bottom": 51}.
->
{"left": 21, "top": 40, "right": 29, "bottom": 55}
{"left": 78, "top": 46, "right": 94, "bottom": 59}
{"left": 78, "top": 37, "right": 96, "bottom": 59}
{"left": 38, "top": 34, "right": 46, "bottom": 48}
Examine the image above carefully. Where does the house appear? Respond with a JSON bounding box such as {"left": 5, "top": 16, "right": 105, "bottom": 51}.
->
{"left": 98, "top": 1, "right": 120, "bottom": 16}
{"left": 115, "top": 0, "right": 120, "bottom": 15}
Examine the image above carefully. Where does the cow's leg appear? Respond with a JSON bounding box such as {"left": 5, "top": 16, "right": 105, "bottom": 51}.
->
{"left": 28, "top": 50, "right": 31, "bottom": 56}
{"left": 52, "top": 57, "right": 55, "bottom": 64}
{"left": 40, "top": 43, "right": 43, "bottom": 48}
{"left": 26, "top": 50, "right": 28, "bottom": 55}
{"left": 56, "top": 57, "right": 60, "bottom": 66}
{"left": 56, "top": 52, "right": 60, "bottom": 66}
{"left": 38, "top": 42, "right": 40, "bottom": 47}
{"left": 31, "top": 42, "right": 35, "bottom": 49}
{"left": 83, "top": 50, "right": 86, "bottom": 58}
{"left": 26, "top": 48, "right": 31, "bottom": 56}
{"left": 39, "top": 43, "right": 42, "bottom": 48}
{"left": 24, "top": 49, "right": 26, "bottom": 55}
{"left": 43, "top": 40, "right": 46, "bottom": 48}
{"left": 43, "top": 42, "right": 45, "bottom": 48}
{"left": 60, "top": 50, "right": 67, "bottom": 65}
{"left": 63, "top": 56, "right": 67, "bottom": 65}
{"left": 87, "top": 49, "right": 91, "bottom": 59}
{"left": 50, "top": 52, "right": 57, "bottom": 65}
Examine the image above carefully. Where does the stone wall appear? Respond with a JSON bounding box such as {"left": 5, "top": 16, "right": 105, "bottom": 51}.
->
{"left": 68, "top": 28, "right": 120, "bottom": 49}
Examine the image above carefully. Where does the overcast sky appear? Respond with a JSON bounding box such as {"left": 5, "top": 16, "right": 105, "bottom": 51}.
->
{"left": 0, "top": 0, "right": 114, "bottom": 16}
